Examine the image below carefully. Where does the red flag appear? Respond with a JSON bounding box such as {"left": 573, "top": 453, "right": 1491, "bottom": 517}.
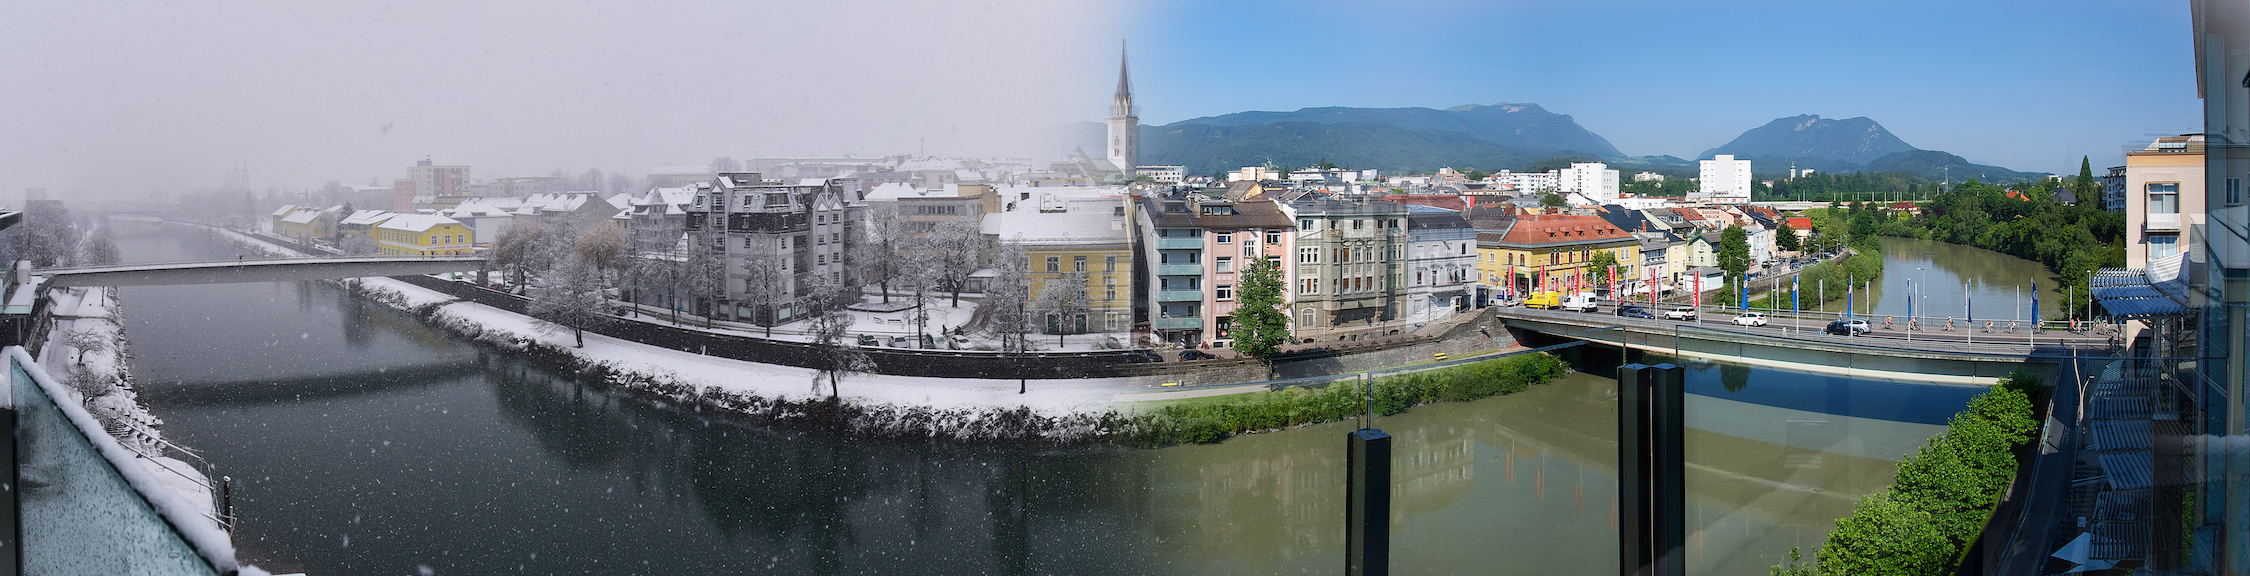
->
{"left": 1693, "top": 273, "right": 1702, "bottom": 309}
{"left": 1607, "top": 266, "right": 1617, "bottom": 299}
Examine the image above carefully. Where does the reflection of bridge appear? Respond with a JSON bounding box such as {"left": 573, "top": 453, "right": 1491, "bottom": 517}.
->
{"left": 1495, "top": 307, "right": 2115, "bottom": 384}
{"left": 40, "top": 256, "right": 485, "bottom": 287}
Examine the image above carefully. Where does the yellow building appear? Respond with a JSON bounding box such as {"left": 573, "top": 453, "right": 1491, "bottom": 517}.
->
{"left": 1475, "top": 214, "right": 1640, "bottom": 296}
{"left": 983, "top": 190, "right": 1134, "bottom": 335}
{"left": 374, "top": 214, "right": 474, "bottom": 256}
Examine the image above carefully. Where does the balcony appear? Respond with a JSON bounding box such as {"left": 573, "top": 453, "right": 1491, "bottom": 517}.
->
{"left": 1155, "top": 237, "right": 1203, "bottom": 250}
{"left": 1153, "top": 317, "right": 1203, "bottom": 330}
{"left": 2145, "top": 213, "right": 2180, "bottom": 232}
{"left": 1156, "top": 289, "right": 1203, "bottom": 302}
{"left": 1155, "top": 264, "right": 1202, "bottom": 276}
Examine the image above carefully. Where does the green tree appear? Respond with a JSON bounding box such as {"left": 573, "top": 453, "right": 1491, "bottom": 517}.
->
{"left": 1539, "top": 193, "right": 1567, "bottom": 208}
{"left": 1464, "top": 169, "right": 1490, "bottom": 181}
{"left": 2074, "top": 156, "right": 2096, "bottom": 206}
{"left": 1717, "top": 225, "right": 1752, "bottom": 283}
{"left": 1587, "top": 251, "right": 1621, "bottom": 290}
{"left": 1231, "top": 257, "right": 1292, "bottom": 379}
{"left": 1776, "top": 222, "right": 1802, "bottom": 252}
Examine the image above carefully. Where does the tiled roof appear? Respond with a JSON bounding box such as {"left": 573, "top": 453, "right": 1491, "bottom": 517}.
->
{"left": 1493, "top": 214, "right": 1633, "bottom": 247}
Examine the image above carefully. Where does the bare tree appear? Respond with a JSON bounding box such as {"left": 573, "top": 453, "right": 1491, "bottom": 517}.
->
{"left": 573, "top": 222, "right": 629, "bottom": 281}
{"left": 739, "top": 239, "right": 789, "bottom": 336}
{"left": 918, "top": 216, "right": 985, "bottom": 307}
{"left": 804, "top": 275, "right": 872, "bottom": 399}
{"left": 606, "top": 173, "right": 638, "bottom": 196}
{"left": 1035, "top": 271, "right": 1091, "bottom": 347}
{"left": 620, "top": 219, "right": 682, "bottom": 318}
{"left": 981, "top": 240, "right": 1033, "bottom": 353}
{"left": 852, "top": 204, "right": 908, "bottom": 303}
{"left": 340, "top": 233, "right": 378, "bottom": 256}
{"left": 489, "top": 219, "right": 549, "bottom": 293}
{"left": 678, "top": 236, "right": 724, "bottom": 327}
{"left": 528, "top": 255, "right": 611, "bottom": 348}
{"left": 710, "top": 156, "right": 742, "bottom": 174}
{"left": 16, "top": 201, "right": 78, "bottom": 267}
{"left": 64, "top": 328, "right": 108, "bottom": 365}
{"left": 80, "top": 228, "right": 121, "bottom": 266}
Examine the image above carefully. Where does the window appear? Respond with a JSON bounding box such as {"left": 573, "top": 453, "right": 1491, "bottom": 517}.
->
{"left": 1353, "top": 219, "right": 1365, "bottom": 230}
{"left": 1301, "top": 278, "right": 1317, "bottom": 294}
{"left": 1300, "top": 247, "right": 1319, "bottom": 263}
{"left": 1106, "top": 255, "right": 1117, "bottom": 271}
{"left": 2150, "top": 234, "right": 2180, "bottom": 259}
{"left": 1046, "top": 256, "right": 1060, "bottom": 273}
{"left": 1074, "top": 256, "right": 1086, "bottom": 272}
{"left": 1299, "top": 309, "right": 1315, "bottom": 327}
{"left": 1301, "top": 219, "right": 1315, "bottom": 230}
{"left": 1104, "top": 277, "right": 1116, "bottom": 301}
{"left": 2148, "top": 183, "right": 2180, "bottom": 214}
{"left": 1216, "top": 257, "right": 1233, "bottom": 273}
{"left": 744, "top": 238, "right": 755, "bottom": 249}
{"left": 2229, "top": 178, "right": 2243, "bottom": 207}
{"left": 816, "top": 254, "right": 826, "bottom": 265}
{"left": 1216, "top": 233, "right": 1232, "bottom": 243}
{"left": 1266, "top": 232, "right": 1281, "bottom": 244}
{"left": 1215, "top": 285, "right": 1233, "bottom": 300}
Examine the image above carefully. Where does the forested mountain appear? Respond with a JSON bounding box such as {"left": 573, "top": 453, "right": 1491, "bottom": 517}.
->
{"left": 1701, "top": 114, "right": 1916, "bottom": 167}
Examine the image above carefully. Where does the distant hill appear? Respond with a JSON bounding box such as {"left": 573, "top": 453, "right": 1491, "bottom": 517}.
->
{"left": 1701, "top": 114, "right": 1916, "bottom": 167}
{"left": 1133, "top": 102, "right": 1622, "bottom": 174}
{"left": 1864, "top": 150, "right": 2047, "bottom": 183}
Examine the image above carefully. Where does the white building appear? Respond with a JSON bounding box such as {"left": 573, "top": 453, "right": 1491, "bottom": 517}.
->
{"left": 1698, "top": 154, "right": 1753, "bottom": 203}
{"left": 1106, "top": 48, "right": 1139, "bottom": 179}
{"left": 1560, "top": 162, "right": 1621, "bottom": 204}
{"left": 1136, "top": 165, "right": 1184, "bottom": 184}
{"left": 1496, "top": 170, "right": 1559, "bottom": 194}
{"left": 1632, "top": 172, "right": 1666, "bottom": 182}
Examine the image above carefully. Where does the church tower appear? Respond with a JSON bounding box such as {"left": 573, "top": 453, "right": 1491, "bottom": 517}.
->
{"left": 1106, "top": 43, "right": 1139, "bottom": 179}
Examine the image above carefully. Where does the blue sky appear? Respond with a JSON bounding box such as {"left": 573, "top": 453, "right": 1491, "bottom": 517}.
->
{"left": 1113, "top": 0, "right": 2200, "bottom": 174}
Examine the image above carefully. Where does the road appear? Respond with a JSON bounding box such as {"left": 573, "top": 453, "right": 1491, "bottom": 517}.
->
{"left": 1497, "top": 303, "right": 2116, "bottom": 355}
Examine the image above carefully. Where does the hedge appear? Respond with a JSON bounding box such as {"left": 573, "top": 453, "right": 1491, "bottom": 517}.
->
{"left": 1121, "top": 352, "right": 1570, "bottom": 447}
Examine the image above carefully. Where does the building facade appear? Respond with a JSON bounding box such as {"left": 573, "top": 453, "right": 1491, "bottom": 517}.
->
{"left": 987, "top": 189, "right": 1136, "bottom": 337}
{"left": 1106, "top": 48, "right": 1138, "bottom": 180}
{"left": 1477, "top": 214, "right": 1639, "bottom": 297}
{"left": 1132, "top": 193, "right": 1295, "bottom": 348}
{"left": 1698, "top": 154, "right": 1753, "bottom": 203}
{"left": 1560, "top": 162, "right": 1621, "bottom": 204}
{"left": 374, "top": 214, "right": 473, "bottom": 256}
{"left": 684, "top": 173, "right": 864, "bottom": 325}
{"left": 1280, "top": 198, "right": 1409, "bottom": 342}
{"left": 1404, "top": 205, "right": 1476, "bottom": 321}
{"left": 2126, "top": 135, "right": 2206, "bottom": 269}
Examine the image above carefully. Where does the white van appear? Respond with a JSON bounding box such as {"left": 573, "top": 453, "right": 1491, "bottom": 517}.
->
{"left": 1560, "top": 293, "right": 1599, "bottom": 313}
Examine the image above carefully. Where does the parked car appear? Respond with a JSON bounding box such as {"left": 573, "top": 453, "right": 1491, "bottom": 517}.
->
{"left": 1732, "top": 312, "right": 1769, "bottom": 327}
{"left": 1825, "top": 318, "right": 1872, "bottom": 336}
{"left": 1615, "top": 305, "right": 1656, "bottom": 319}
{"left": 1663, "top": 306, "right": 1698, "bottom": 320}
{"left": 887, "top": 336, "right": 910, "bottom": 348}
{"left": 1179, "top": 349, "right": 1217, "bottom": 361}
{"left": 856, "top": 334, "right": 880, "bottom": 346}
{"left": 1524, "top": 291, "right": 1562, "bottom": 310}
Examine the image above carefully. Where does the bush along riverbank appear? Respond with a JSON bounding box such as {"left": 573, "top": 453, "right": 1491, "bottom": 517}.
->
{"left": 1771, "top": 370, "right": 2042, "bottom": 576}
{"left": 1121, "top": 352, "right": 1571, "bottom": 446}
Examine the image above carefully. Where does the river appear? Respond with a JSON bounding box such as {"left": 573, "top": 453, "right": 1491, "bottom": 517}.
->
{"left": 1782, "top": 237, "right": 2063, "bottom": 323}
{"left": 115, "top": 220, "right": 2001, "bottom": 575}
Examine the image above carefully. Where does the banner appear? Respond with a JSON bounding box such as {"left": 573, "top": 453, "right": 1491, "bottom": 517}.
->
{"left": 1792, "top": 275, "right": 1800, "bottom": 312}
{"left": 1692, "top": 273, "right": 1701, "bottom": 309}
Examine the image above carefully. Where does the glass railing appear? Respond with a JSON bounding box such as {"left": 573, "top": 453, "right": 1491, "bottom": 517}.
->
{"left": 6, "top": 346, "right": 231, "bottom": 575}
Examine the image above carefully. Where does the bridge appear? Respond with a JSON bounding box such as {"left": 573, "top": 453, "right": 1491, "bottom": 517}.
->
{"left": 1494, "top": 306, "right": 2118, "bottom": 385}
{"left": 37, "top": 255, "right": 485, "bottom": 288}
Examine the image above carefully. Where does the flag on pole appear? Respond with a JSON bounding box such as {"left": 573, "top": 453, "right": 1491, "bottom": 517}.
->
{"left": 1607, "top": 266, "right": 1617, "bottom": 300}
{"left": 1693, "top": 273, "right": 1701, "bottom": 309}
{"left": 1739, "top": 275, "right": 1749, "bottom": 310}
{"left": 1792, "top": 275, "right": 1800, "bottom": 312}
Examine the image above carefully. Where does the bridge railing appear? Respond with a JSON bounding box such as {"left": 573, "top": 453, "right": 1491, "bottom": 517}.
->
{"left": 1596, "top": 299, "right": 2117, "bottom": 339}
{"left": 2, "top": 346, "right": 234, "bottom": 574}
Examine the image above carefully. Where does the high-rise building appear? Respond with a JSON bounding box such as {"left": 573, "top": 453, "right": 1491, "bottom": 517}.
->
{"left": 1560, "top": 162, "right": 1621, "bottom": 204}
{"left": 1698, "top": 154, "right": 1752, "bottom": 203}
{"left": 1106, "top": 45, "right": 1138, "bottom": 180}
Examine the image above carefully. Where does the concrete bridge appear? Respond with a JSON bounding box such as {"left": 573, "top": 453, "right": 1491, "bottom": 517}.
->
{"left": 1494, "top": 306, "right": 2118, "bottom": 385}
{"left": 38, "top": 255, "right": 485, "bottom": 288}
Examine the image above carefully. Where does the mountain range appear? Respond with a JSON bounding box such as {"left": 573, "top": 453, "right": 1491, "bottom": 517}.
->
{"left": 1065, "top": 105, "right": 2047, "bottom": 182}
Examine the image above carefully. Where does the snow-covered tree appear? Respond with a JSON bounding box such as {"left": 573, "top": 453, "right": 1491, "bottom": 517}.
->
{"left": 80, "top": 228, "right": 121, "bottom": 266}
{"left": 573, "top": 222, "right": 629, "bottom": 281}
{"left": 528, "top": 255, "right": 611, "bottom": 347}
{"left": 738, "top": 240, "right": 788, "bottom": 336}
{"left": 918, "top": 216, "right": 985, "bottom": 307}
{"left": 853, "top": 204, "right": 909, "bottom": 303}
{"left": 490, "top": 219, "right": 550, "bottom": 292}
{"left": 981, "top": 240, "right": 1034, "bottom": 353}
{"left": 803, "top": 275, "right": 872, "bottom": 399}
{"left": 340, "top": 233, "right": 378, "bottom": 256}
{"left": 64, "top": 328, "right": 108, "bottom": 365}
{"left": 1035, "top": 271, "right": 1090, "bottom": 347}
{"left": 678, "top": 237, "right": 724, "bottom": 327}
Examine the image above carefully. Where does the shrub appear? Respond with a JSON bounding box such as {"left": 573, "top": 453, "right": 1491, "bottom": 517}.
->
{"left": 1123, "top": 352, "right": 1570, "bottom": 446}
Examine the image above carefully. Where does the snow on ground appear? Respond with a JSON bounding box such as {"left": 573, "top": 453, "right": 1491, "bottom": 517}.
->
{"left": 610, "top": 295, "right": 1132, "bottom": 352}
{"left": 360, "top": 276, "right": 1133, "bottom": 415}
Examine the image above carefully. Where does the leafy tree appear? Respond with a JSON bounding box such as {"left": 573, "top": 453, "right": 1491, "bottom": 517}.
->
{"left": 1717, "top": 225, "right": 1752, "bottom": 284}
{"left": 528, "top": 255, "right": 611, "bottom": 348}
{"left": 1587, "top": 251, "right": 1620, "bottom": 290}
{"left": 2073, "top": 156, "right": 2096, "bottom": 206}
{"left": 1538, "top": 193, "right": 1567, "bottom": 208}
{"left": 1230, "top": 257, "right": 1291, "bottom": 379}
{"left": 1775, "top": 222, "right": 1801, "bottom": 253}
{"left": 1463, "top": 169, "right": 1490, "bottom": 181}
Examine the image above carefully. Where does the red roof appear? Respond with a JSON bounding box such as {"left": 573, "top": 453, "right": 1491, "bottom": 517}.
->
{"left": 1500, "top": 214, "right": 1632, "bottom": 244}
{"left": 1784, "top": 217, "right": 1812, "bottom": 231}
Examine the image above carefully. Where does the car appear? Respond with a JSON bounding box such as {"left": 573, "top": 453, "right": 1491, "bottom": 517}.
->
{"left": 1663, "top": 306, "right": 1698, "bottom": 320}
{"left": 1560, "top": 293, "right": 1599, "bottom": 313}
{"left": 1119, "top": 350, "right": 1164, "bottom": 363}
{"left": 1614, "top": 305, "right": 1656, "bottom": 319}
{"left": 1732, "top": 312, "right": 1769, "bottom": 327}
{"left": 887, "top": 336, "right": 910, "bottom": 348}
{"left": 856, "top": 334, "right": 880, "bottom": 346}
{"left": 1825, "top": 318, "right": 1872, "bottom": 336}
{"left": 1179, "top": 349, "right": 1217, "bottom": 361}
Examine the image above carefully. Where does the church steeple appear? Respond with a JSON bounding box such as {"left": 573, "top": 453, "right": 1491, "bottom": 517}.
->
{"left": 1111, "top": 43, "right": 1133, "bottom": 118}
{"left": 1106, "top": 41, "right": 1139, "bottom": 179}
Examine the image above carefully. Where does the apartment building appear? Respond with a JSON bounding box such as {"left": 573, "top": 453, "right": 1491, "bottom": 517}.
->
{"left": 1132, "top": 192, "right": 1296, "bottom": 347}
{"left": 1477, "top": 213, "right": 1639, "bottom": 297}
{"left": 1403, "top": 205, "right": 1476, "bottom": 321}
{"left": 1279, "top": 197, "right": 1410, "bottom": 342}
{"left": 1698, "top": 154, "right": 1753, "bottom": 203}
{"left": 2126, "top": 135, "right": 2206, "bottom": 269}
{"left": 684, "top": 173, "right": 865, "bottom": 325}
{"left": 987, "top": 189, "right": 1136, "bottom": 336}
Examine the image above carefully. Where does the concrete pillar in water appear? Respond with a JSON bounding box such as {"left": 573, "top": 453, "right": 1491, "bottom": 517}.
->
{"left": 1618, "top": 363, "right": 1684, "bottom": 576}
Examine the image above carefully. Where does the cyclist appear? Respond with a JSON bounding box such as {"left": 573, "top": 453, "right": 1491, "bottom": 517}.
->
{"left": 1944, "top": 317, "right": 1955, "bottom": 331}
{"left": 1884, "top": 316, "right": 1894, "bottom": 330}
{"left": 1985, "top": 320, "right": 1995, "bottom": 333}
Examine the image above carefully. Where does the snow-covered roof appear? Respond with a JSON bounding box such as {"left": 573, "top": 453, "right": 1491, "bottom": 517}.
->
{"left": 341, "top": 210, "right": 395, "bottom": 226}
{"left": 517, "top": 192, "right": 599, "bottom": 215}
{"left": 632, "top": 187, "right": 696, "bottom": 207}
{"left": 606, "top": 193, "right": 632, "bottom": 210}
{"left": 280, "top": 210, "right": 321, "bottom": 224}
{"left": 440, "top": 200, "right": 514, "bottom": 219}
{"left": 980, "top": 196, "right": 1129, "bottom": 245}
{"left": 860, "top": 182, "right": 926, "bottom": 201}
{"left": 375, "top": 213, "right": 465, "bottom": 233}
{"left": 270, "top": 205, "right": 298, "bottom": 217}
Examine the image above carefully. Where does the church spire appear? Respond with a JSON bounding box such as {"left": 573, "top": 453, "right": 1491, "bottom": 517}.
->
{"left": 1111, "top": 41, "right": 1133, "bottom": 118}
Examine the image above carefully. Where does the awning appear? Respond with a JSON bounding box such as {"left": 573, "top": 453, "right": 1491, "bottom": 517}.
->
{"left": 2051, "top": 532, "right": 2119, "bottom": 573}
{"left": 2091, "top": 265, "right": 2194, "bottom": 319}
{"left": 2098, "top": 452, "right": 2153, "bottom": 490}
{"left": 2090, "top": 420, "right": 2151, "bottom": 452}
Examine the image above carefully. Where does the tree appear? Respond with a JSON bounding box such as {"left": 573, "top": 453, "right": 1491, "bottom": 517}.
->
{"left": 853, "top": 205, "right": 909, "bottom": 304}
{"left": 64, "top": 328, "right": 108, "bottom": 365}
{"left": 490, "top": 219, "right": 550, "bottom": 292}
{"left": 1035, "top": 272, "right": 1090, "bottom": 346}
{"left": 1775, "top": 222, "right": 1801, "bottom": 253}
{"left": 804, "top": 275, "right": 872, "bottom": 399}
{"left": 738, "top": 241, "right": 789, "bottom": 336}
{"left": 982, "top": 240, "right": 1034, "bottom": 354}
{"left": 1587, "top": 251, "right": 1620, "bottom": 290}
{"left": 2073, "top": 156, "right": 2097, "bottom": 206}
{"left": 919, "top": 216, "right": 985, "bottom": 307}
{"left": 340, "top": 233, "right": 378, "bottom": 256}
{"left": 1230, "top": 256, "right": 1291, "bottom": 379}
{"left": 528, "top": 255, "right": 611, "bottom": 348}
{"left": 1717, "top": 225, "right": 1752, "bottom": 282}
{"left": 81, "top": 228, "right": 121, "bottom": 266}
{"left": 678, "top": 237, "right": 724, "bottom": 327}
{"left": 1538, "top": 193, "right": 1567, "bottom": 208}
{"left": 573, "top": 222, "right": 629, "bottom": 282}
{"left": 710, "top": 156, "right": 742, "bottom": 174}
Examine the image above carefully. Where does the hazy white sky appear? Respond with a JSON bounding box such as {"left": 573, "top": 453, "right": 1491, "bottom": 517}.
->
{"left": 2, "top": 0, "right": 1124, "bottom": 198}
